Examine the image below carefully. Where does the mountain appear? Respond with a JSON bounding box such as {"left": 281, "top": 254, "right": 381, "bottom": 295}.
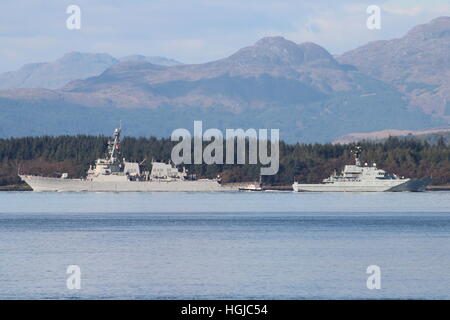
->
{"left": 333, "top": 127, "right": 450, "bottom": 144}
{"left": 339, "top": 16, "right": 450, "bottom": 121}
{"left": 0, "top": 52, "right": 182, "bottom": 90}
{"left": 0, "top": 52, "right": 118, "bottom": 90}
{"left": 54, "top": 37, "right": 358, "bottom": 109}
{"left": 0, "top": 34, "right": 444, "bottom": 142}
{"left": 119, "top": 55, "right": 182, "bottom": 66}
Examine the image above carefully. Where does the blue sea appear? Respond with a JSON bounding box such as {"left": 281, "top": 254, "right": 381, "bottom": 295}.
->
{"left": 0, "top": 191, "right": 449, "bottom": 299}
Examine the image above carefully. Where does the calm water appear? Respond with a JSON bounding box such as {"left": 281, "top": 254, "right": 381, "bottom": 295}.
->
{"left": 0, "top": 191, "right": 449, "bottom": 299}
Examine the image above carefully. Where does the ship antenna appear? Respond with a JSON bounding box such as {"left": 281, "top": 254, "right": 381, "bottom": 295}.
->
{"left": 352, "top": 145, "right": 362, "bottom": 166}
{"left": 109, "top": 125, "right": 122, "bottom": 163}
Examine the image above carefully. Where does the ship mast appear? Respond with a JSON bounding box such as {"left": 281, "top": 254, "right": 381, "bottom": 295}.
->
{"left": 108, "top": 127, "right": 122, "bottom": 163}
{"left": 352, "top": 146, "right": 362, "bottom": 166}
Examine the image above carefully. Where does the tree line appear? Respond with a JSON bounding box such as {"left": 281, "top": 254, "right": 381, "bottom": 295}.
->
{"left": 0, "top": 135, "right": 449, "bottom": 187}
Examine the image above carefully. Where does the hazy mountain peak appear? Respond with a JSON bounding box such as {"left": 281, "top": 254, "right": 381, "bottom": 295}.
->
{"left": 20, "top": 62, "right": 49, "bottom": 71}
{"left": 0, "top": 52, "right": 182, "bottom": 90}
{"left": 0, "top": 52, "right": 119, "bottom": 90}
{"left": 60, "top": 51, "right": 84, "bottom": 59}
{"left": 57, "top": 52, "right": 118, "bottom": 65}
{"left": 119, "top": 54, "right": 147, "bottom": 62}
{"left": 119, "top": 55, "right": 182, "bottom": 66}
{"left": 297, "top": 42, "right": 334, "bottom": 62}
{"left": 254, "top": 36, "right": 295, "bottom": 47}
{"left": 339, "top": 16, "right": 450, "bottom": 120}
{"left": 229, "top": 36, "right": 336, "bottom": 67}
{"left": 105, "top": 60, "right": 167, "bottom": 73}
{"left": 406, "top": 16, "right": 450, "bottom": 39}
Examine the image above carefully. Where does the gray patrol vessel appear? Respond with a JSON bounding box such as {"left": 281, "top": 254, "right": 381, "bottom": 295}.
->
{"left": 292, "top": 147, "right": 431, "bottom": 192}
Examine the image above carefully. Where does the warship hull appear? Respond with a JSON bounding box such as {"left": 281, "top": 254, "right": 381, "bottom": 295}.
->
{"left": 292, "top": 178, "right": 431, "bottom": 192}
{"left": 20, "top": 175, "right": 237, "bottom": 192}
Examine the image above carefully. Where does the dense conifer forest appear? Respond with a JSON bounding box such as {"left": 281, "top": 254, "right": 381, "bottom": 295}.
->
{"left": 0, "top": 135, "right": 449, "bottom": 188}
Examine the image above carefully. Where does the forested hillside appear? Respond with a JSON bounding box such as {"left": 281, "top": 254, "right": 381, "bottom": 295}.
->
{"left": 0, "top": 135, "right": 449, "bottom": 188}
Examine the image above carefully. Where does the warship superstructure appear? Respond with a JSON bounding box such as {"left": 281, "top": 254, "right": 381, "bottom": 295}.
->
{"left": 292, "top": 147, "right": 431, "bottom": 192}
{"left": 20, "top": 128, "right": 237, "bottom": 192}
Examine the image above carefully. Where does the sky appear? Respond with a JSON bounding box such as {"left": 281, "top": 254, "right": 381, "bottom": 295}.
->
{"left": 0, "top": 0, "right": 450, "bottom": 72}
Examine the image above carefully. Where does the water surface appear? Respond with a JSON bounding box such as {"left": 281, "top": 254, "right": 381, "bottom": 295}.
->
{"left": 0, "top": 191, "right": 449, "bottom": 299}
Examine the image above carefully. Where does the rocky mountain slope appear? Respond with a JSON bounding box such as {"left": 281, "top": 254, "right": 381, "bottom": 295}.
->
{"left": 339, "top": 16, "right": 450, "bottom": 121}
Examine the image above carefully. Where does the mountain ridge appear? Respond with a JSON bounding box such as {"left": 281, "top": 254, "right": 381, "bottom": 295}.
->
{"left": 0, "top": 52, "right": 183, "bottom": 90}
{"left": 333, "top": 127, "right": 450, "bottom": 144}
{"left": 339, "top": 16, "right": 450, "bottom": 120}
{"left": 1, "top": 18, "right": 450, "bottom": 142}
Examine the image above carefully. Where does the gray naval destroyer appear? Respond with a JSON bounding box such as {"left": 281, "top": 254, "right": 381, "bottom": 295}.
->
{"left": 292, "top": 147, "right": 431, "bottom": 192}
{"left": 20, "top": 128, "right": 238, "bottom": 192}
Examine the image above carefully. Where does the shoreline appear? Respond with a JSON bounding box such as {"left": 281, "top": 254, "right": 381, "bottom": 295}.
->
{"left": 426, "top": 185, "right": 450, "bottom": 191}
{"left": 2, "top": 183, "right": 449, "bottom": 192}
{"left": 0, "top": 184, "right": 32, "bottom": 191}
